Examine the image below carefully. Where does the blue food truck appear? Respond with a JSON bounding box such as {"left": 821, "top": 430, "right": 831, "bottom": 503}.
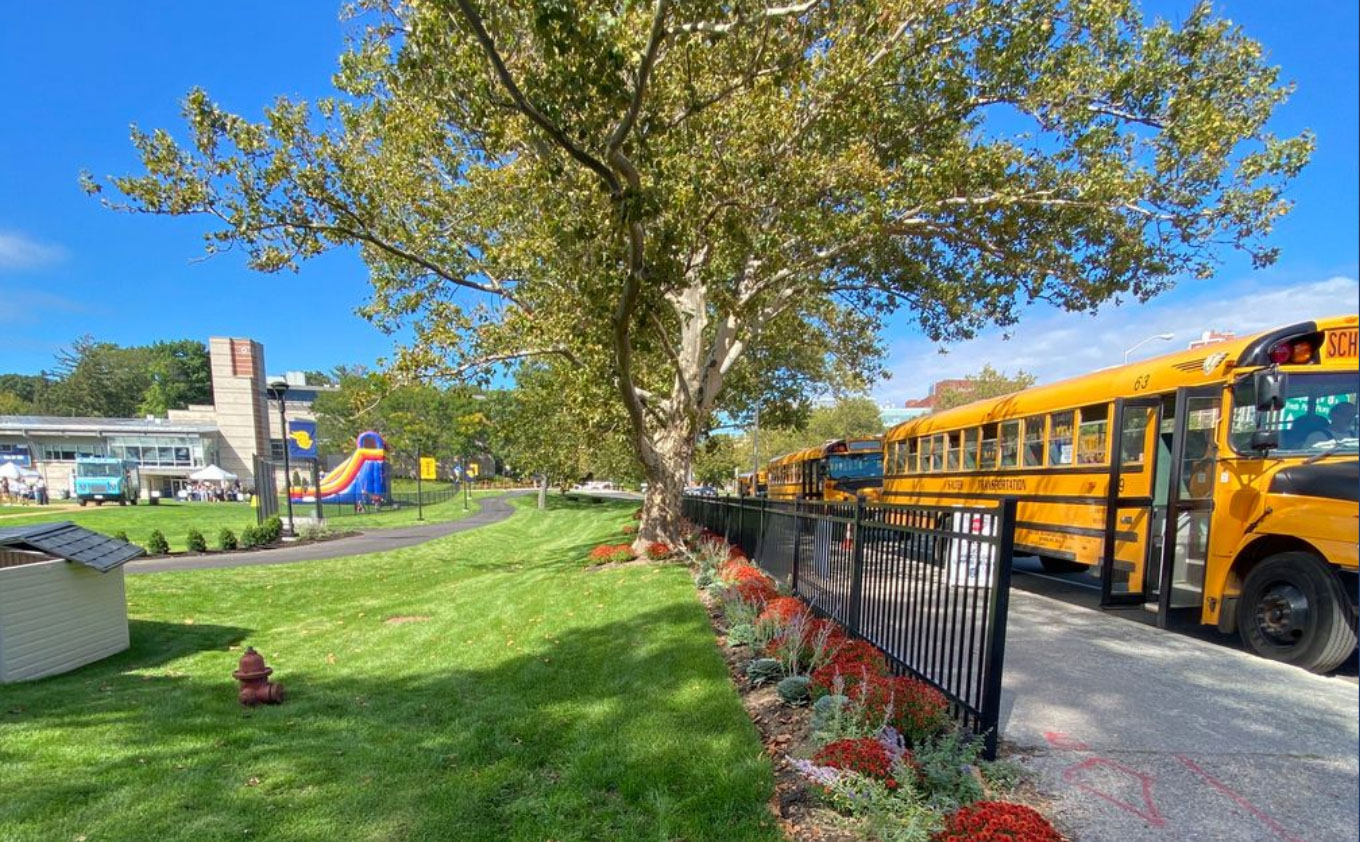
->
{"left": 71, "top": 457, "right": 141, "bottom": 506}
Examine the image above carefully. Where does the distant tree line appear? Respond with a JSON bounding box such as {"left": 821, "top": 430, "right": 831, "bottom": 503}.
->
{"left": 0, "top": 337, "right": 212, "bottom": 418}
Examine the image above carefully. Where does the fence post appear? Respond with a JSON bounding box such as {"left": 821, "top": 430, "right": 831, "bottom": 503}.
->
{"left": 847, "top": 497, "right": 866, "bottom": 634}
{"left": 311, "top": 459, "right": 323, "bottom": 523}
{"left": 980, "top": 497, "right": 1017, "bottom": 760}
{"left": 790, "top": 500, "right": 801, "bottom": 596}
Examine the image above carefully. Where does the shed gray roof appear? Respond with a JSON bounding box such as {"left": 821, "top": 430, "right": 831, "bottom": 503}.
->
{"left": 0, "top": 522, "right": 144, "bottom": 571}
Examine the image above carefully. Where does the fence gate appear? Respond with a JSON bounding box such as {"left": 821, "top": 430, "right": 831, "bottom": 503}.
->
{"left": 685, "top": 494, "right": 1017, "bottom": 759}
{"left": 253, "top": 456, "right": 279, "bottom": 525}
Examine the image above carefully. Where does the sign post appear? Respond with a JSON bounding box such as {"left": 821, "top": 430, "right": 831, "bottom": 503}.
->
{"left": 417, "top": 451, "right": 437, "bottom": 522}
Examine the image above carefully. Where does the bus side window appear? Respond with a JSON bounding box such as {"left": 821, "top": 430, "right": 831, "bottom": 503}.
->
{"left": 906, "top": 438, "right": 918, "bottom": 474}
{"left": 946, "top": 431, "right": 961, "bottom": 471}
{"left": 1049, "top": 411, "right": 1074, "bottom": 466}
{"left": 932, "top": 434, "right": 947, "bottom": 472}
{"left": 999, "top": 420, "right": 1020, "bottom": 468}
{"left": 1120, "top": 408, "right": 1150, "bottom": 465}
{"left": 962, "top": 428, "right": 979, "bottom": 470}
{"left": 1078, "top": 404, "right": 1109, "bottom": 464}
{"left": 980, "top": 423, "right": 998, "bottom": 469}
{"left": 918, "top": 436, "right": 932, "bottom": 473}
{"left": 1023, "top": 416, "right": 1045, "bottom": 467}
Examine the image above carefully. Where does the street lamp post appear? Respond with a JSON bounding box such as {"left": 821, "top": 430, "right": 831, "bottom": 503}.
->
{"left": 1123, "top": 333, "right": 1175, "bottom": 364}
{"left": 267, "top": 379, "right": 295, "bottom": 536}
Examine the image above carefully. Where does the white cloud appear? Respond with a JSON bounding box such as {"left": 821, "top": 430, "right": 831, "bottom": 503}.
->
{"left": 0, "top": 231, "right": 66, "bottom": 271}
{"left": 873, "top": 275, "right": 1360, "bottom": 405}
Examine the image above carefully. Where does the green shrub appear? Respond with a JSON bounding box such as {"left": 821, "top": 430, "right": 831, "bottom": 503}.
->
{"left": 811, "top": 693, "right": 853, "bottom": 741}
{"left": 301, "top": 522, "right": 332, "bottom": 541}
{"left": 726, "top": 622, "right": 756, "bottom": 647}
{"left": 144, "top": 530, "right": 170, "bottom": 555}
{"left": 260, "top": 516, "right": 283, "bottom": 544}
{"left": 745, "top": 657, "right": 783, "bottom": 686}
{"left": 239, "top": 525, "right": 264, "bottom": 549}
{"left": 777, "top": 675, "right": 812, "bottom": 706}
{"left": 112, "top": 530, "right": 130, "bottom": 544}
{"left": 185, "top": 528, "right": 208, "bottom": 553}
{"left": 217, "top": 527, "right": 238, "bottom": 550}
{"left": 913, "top": 730, "right": 986, "bottom": 810}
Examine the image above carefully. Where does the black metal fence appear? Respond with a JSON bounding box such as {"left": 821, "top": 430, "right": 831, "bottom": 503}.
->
{"left": 683, "top": 494, "right": 1017, "bottom": 759}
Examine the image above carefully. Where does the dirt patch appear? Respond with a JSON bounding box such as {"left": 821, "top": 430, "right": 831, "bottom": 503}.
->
{"left": 383, "top": 615, "right": 431, "bottom": 625}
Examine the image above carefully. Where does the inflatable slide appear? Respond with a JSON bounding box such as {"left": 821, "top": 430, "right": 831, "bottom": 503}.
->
{"left": 290, "top": 431, "right": 390, "bottom": 505}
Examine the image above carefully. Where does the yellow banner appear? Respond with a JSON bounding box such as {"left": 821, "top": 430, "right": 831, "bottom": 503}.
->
{"left": 467, "top": 462, "right": 479, "bottom": 478}
{"left": 420, "top": 457, "right": 437, "bottom": 480}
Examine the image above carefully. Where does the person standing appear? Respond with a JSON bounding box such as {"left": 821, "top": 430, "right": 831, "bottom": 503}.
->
{"left": 35, "top": 478, "right": 48, "bottom": 505}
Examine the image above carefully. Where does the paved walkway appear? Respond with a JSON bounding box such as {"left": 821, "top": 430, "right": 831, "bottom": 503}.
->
{"left": 126, "top": 493, "right": 523, "bottom": 574}
{"left": 1002, "top": 588, "right": 1358, "bottom": 842}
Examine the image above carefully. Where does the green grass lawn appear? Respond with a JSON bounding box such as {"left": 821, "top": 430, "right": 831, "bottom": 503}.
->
{"left": 0, "top": 491, "right": 501, "bottom": 551}
{"left": 0, "top": 496, "right": 778, "bottom": 842}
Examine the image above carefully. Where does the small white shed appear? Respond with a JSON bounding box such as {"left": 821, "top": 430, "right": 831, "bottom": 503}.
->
{"left": 0, "top": 522, "right": 143, "bottom": 683}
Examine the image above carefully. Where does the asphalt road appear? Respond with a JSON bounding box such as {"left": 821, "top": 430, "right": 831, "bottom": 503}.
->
{"left": 125, "top": 493, "right": 522, "bottom": 574}
{"left": 1002, "top": 560, "right": 1359, "bottom": 842}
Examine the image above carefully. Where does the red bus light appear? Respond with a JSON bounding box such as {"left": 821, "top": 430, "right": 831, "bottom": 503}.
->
{"left": 1269, "top": 342, "right": 1292, "bottom": 364}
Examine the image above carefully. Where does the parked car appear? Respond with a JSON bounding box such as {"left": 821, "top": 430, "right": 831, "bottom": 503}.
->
{"left": 685, "top": 485, "right": 718, "bottom": 497}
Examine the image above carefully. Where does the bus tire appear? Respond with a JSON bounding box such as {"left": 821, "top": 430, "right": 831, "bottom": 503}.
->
{"left": 1236, "top": 552, "right": 1357, "bottom": 674}
{"left": 1039, "top": 556, "right": 1088, "bottom": 574}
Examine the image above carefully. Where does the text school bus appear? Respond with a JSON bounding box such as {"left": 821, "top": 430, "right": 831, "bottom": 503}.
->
{"left": 766, "top": 437, "right": 885, "bottom": 502}
{"left": 882, "top": 315, "right": 1359, "bottom": 672}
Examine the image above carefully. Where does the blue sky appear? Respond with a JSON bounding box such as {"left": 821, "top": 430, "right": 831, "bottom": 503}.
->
{"left": 1, "top": 2, "right": 1356, "bottom": 396}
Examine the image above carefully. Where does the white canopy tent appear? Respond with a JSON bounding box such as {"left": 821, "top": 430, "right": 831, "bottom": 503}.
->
{"left": 0, "top": 462, "right": 38, "bottom": 481}
{"left": 188, "top": 465, "right": 238, "bottom": 483}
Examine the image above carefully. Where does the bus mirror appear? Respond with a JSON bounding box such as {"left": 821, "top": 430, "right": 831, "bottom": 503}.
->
{"left": 1250, "top": 428, "right": 1278, "bottom": 452}
{"left": 1253, "top": 369, "right": 1286, "bottom": 412}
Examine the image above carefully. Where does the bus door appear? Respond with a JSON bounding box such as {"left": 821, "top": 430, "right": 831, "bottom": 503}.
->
{"left": 1102, "top": 397, "right": 1161, "bottom": 606}
{"left": 1151, "top": 386, "right": 1221, "bottom": 624}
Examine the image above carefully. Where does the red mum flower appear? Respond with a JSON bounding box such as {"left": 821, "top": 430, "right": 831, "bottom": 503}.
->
{"left": 812, "top": 738, "right": 898, "bottom": 787}
{"left": 759, "top": 596, "right": 811, "bottom": 626}
{"left": 810, "top": 639, "right": 890, "bottom": 697}
{"left": 588, "top": 543, "right": 635, "bottom": 563}
{"left": 645, "top": 542, "right": 672, "bottom": 559}
{"left": 934, "top": 801, "right": 1065, "bottom": 842}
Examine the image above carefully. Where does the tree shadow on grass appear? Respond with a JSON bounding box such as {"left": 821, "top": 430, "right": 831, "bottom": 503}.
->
{"left": 0, "top": 605, "right": 779, "bottom": 842}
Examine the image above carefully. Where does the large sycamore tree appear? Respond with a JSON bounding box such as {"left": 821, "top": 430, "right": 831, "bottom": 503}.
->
{"left": 89, "top": 0, "right": 1309, "bottom": 546}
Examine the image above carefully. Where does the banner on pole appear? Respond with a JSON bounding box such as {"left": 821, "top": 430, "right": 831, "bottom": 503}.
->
{"left": 419, "top": 457, "right": 437, "bottom": 480}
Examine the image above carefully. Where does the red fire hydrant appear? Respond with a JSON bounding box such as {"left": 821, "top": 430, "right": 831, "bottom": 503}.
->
{"left": 233, "top": 647, "right": 285, "bottom": 706}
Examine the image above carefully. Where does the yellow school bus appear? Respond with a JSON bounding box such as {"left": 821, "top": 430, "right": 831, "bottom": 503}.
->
{"left": 767, "top": 437, "right": 884, "bottom": 502}
{"left": 882, "top": 315, "right": 1359, "bottom": 672}
{"left": 736, "top": 470, "right": 768, "bottom": 497}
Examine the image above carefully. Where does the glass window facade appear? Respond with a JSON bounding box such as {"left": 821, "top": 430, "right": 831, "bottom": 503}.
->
{"left": 105, "top": 435, "right": 208, "bottom": 468}
{"left": 39, "top": 442, "right": 107, "bottom": 462}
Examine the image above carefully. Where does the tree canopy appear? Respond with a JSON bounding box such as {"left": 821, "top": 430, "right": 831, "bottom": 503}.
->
{"left": 0, "top": 338, "right": 212, "bottom": 418}
{"left": 90, "top": 0, "right": 1309, "bottom": 542}
{"left": 934, "top": 365, "right": 1037, "bottom": 411}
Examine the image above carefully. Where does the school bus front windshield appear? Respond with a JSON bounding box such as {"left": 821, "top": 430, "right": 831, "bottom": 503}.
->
{"left": 1229, "top": 371, "right": 1360, "bottom": 457}
{"left": 828, "top": 452, "right": 883, "bottom": 480}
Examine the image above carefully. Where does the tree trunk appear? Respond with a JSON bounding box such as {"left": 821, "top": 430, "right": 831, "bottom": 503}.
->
{"left": 537, "top": 474, "right": 547, "bottom": 510}
{"left": 634, "top": 431, "right": 693, "bottom": 552}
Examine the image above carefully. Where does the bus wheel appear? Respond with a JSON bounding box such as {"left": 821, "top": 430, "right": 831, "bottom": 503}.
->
{"left": 1039, "top": 556, "right": 1087, "bottom": 574}
{"left": 1236, "top": 552, "right": 1357, "bottom": 674}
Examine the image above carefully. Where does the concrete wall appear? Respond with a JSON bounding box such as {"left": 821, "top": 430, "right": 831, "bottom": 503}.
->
{"left": 0, "top": 554, "right": 130, "bottom": 683}
{"left": 208, "top": 337, "right": 270, "bottom": 488}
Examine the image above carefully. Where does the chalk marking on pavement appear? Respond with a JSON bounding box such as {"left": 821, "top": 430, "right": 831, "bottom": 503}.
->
{"left": 1043, "top": 731, "right": 1091, "bottom": 751}
{"left": 1175, "top": 754, "right": 1304, "bottom": 842}
{"left": 1061, "top": 756, "right": 1168, "bottom": 828}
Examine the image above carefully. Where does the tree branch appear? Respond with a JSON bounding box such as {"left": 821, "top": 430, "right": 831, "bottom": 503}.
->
{"left": 451, "top": 0, "right": 622, "bottom": 194}
{"left": 670, "top": 0, "right": 818, "bottom": 36}
{"left": 608, "top": 0, "right": 670, "bottom": 153}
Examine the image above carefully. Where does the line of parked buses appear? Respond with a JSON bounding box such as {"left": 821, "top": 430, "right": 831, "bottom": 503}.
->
{"left": 734, "top": 315, "right": 1359, "bottom": 673}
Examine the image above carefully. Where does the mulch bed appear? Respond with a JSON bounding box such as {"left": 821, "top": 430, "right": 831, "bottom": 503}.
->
{"left": 698, "top": 589, "right": 862, "bottom": 842}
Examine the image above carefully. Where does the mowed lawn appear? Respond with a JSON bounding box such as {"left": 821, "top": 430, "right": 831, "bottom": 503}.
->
{"left": 0, "top": 496, "right": 779, "bottom": 842}
{"left": 0, "top": 489, "right": 494, "bottom": 551}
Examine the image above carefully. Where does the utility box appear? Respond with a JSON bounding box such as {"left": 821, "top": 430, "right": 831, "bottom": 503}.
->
{"left": 0, "top": 523, "right": 142, "bottom": 683}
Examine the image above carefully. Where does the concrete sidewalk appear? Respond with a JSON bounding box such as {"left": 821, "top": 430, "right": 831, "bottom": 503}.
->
{"left": 1002, "top": 589, "right": 1358, "bottom": 841}
{"left": 126, "top": 493, "right": 523, "bottom": 574}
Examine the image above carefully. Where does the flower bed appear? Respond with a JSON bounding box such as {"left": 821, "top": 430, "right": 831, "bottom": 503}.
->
{"left": 683, "top": 525, "right": 1063, "bottom": 841}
